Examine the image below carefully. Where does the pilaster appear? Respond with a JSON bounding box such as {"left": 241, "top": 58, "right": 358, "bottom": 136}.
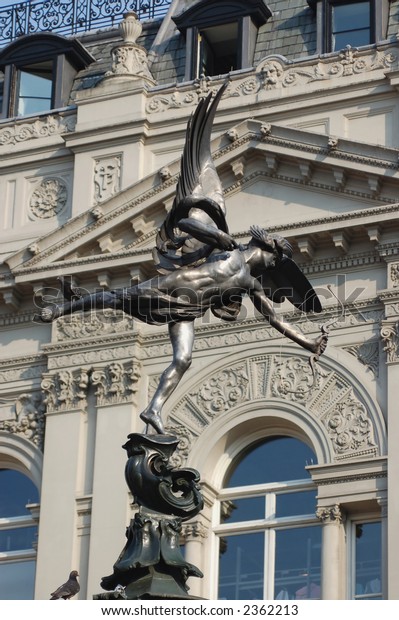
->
{"left": 379, "top": 288, "right": 399, "bottom": 599}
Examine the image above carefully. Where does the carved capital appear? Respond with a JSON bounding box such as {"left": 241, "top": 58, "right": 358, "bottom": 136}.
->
{"left": 316, "top": 504, "right": 343, "bottom": 523}
{"left": 181, "top": 520, "right": 209, "bottom": 541}
{"left": 92, "top": 361, "right": 141, "bottom": 406}
{"left": 380, "top": 321, "right": 399, "bottom": 363}
{"left": 41, "top": 368, "right": 90, "bottom": 412}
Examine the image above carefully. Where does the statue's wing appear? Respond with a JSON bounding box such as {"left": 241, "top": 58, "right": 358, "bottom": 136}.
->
{"left": 258, "top": 256, "right": 322, "bottom": 313}
{"left": 153, "top": 82, "right": 229, "bottom": 273}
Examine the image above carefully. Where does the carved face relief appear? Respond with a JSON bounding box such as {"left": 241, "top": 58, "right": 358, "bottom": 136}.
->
{"left": 93, "top": 156, "right": 121, "bottom": 204}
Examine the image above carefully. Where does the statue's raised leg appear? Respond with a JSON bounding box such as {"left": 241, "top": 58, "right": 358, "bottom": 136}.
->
{"left": 140, "top": 321, "right": 195, "bottom": 434}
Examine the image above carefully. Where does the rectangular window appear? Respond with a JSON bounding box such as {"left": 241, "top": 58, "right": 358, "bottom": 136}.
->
{"left": 196, "top": 22, "right": 239, "bottom": 78}
{"left": 330, "top": 1, "right": 372, "bottom": 51}
{"left": 352, "top": 521, "right": 382, "bottom": 599}
{"left": 15, "top": 61, "right": 53, "bottom": 116}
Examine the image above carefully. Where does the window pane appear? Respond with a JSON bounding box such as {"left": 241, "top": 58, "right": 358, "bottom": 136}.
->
{"left": 332, "top": 2, "right": 371, "bottom": 50}
{"left": 0, "top": 526, "right": 37, "bottom": 552}
{"left": 332, "top": 2, "right": 370, "bottom": 31}
{"left": 0, "top": 560, "right": 36, "bottom": 600}
{"left": 225, "top": 437, "right": 316, "bottom": 487}
{"left": 355, "top": 522, "right": 382, "bottom": 599}
{"left": 0, "top": 470, "right": 39, "bottom": 517}
{"left": 219, "top": 533, "right": 264, "bottom": 599}
{"left": 274, "top": 527, "right": 322, "bottom": 600}
{"left": 276, "top": 491, "right": 317, "bottom": 518}
{"left": 333, "top": 28, "right": 370, "bottom": 50}
{"left": 17, "top": 62, "right": 53, "bottom": 116}
{"left": 221, "top": 497, "right": 265, "bottom": 524}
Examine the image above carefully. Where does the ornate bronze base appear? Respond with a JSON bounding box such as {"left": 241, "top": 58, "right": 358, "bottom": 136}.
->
{"left": 95, "top": 434, "right": 204, "bottom": 600}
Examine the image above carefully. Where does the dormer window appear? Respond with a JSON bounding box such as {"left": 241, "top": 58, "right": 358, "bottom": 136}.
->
{"left": 308, "top": 0, "right": 390, "bottom": 54}
{"left": 0, "top": 33, "right": 94, "bottom": 119}
{"left": 174, "top": 0, "right": 272, "bottom": 81}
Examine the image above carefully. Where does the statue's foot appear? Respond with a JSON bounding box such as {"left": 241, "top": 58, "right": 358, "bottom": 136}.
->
{"left": 140, "top": 410, "right": 165, "bottom": 434}
{"left": 40, "top": 306, "right": 61, "bottom": 322}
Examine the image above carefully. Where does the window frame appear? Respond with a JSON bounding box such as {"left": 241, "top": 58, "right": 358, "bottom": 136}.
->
{"left": 214, "top": 478, "right": 321, "bottom": 600}
{"left": 173, "top": 0, "right": 272, "bottom": 81}
{"left": 0, "top": 469, "right": 39, "bottom": 600}
{"left": 347, "top": 517, "right": 382, "bottom": 600}
{"left": 326, "top": 0, "right": 374, "bottom": 52}
{"left": 0, "top": 33, "right": 94, "bottom": 120}
{"left": 308, "top": 0, "right": 391, "bottom": 54}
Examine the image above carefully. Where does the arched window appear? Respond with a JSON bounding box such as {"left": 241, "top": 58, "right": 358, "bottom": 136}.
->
{"left": 215, "top": 436, "right": 321, "bottom": 600}
{"left": 0, "top": 469, "right": 39, "bottom": 600}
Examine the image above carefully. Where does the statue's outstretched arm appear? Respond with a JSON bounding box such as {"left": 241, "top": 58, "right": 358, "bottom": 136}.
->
{"left": 178, "top": 217, "right": 237, "bottom": 251}
{"left": 250, "top": 284, "right": 327, "bottom": 357}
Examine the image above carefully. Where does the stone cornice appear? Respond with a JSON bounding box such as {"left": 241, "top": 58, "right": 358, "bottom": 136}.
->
{"left": 8, "top": 203, "right": 398, "bottom": 283}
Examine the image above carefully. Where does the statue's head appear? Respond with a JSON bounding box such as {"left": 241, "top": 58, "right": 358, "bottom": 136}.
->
{"left": 248, "top": 225, "right": 292, "bottom": 258}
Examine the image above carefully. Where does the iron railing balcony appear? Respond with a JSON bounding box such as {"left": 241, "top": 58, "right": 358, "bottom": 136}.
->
{"left": 0, "top": 0, "right": 172, "bottom": 46}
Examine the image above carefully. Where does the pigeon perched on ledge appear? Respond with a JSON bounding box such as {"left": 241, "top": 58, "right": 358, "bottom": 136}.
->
{"left": 50, "top": 570, "right": 80, "bottom": 600}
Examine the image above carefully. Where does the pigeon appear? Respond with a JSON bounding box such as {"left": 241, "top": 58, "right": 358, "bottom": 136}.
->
{"left": 50, "top": 570, "right": 80, "bottom": 600}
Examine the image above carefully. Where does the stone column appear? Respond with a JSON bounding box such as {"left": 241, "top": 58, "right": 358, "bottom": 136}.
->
{"left": 182, "top": 520, "right": 209, "bottom": 598}
{"left": 35, "top": 368, "right": 90, "bottom": 599}
{"left": 86, "top": 360, "right": 141, "bottom": 597}
{"left": 379, "top": 290, "right": 399, "bottom": 599}
{"left": 316, "top": 504, "right": 345, "bottom": 599}
{"left": 377, "top": 497, "right": 388, "bottom": 599}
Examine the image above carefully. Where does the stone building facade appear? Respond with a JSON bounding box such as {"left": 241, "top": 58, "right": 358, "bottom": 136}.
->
{"left": 0, "top": 0, "right": 397, "bottom": 600}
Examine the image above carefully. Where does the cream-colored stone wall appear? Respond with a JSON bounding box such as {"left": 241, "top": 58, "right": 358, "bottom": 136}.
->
{"left": 2, "top": 28, "right": 399, "bottom": 600}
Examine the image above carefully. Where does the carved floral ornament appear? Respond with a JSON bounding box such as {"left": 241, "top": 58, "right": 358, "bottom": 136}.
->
{"left": 165, "top": 354, "right": 380, "bottom": 467}
{"left": 0, "top": 392, "right": 45, "bottom": 451}
{"left": 41, "top": 360, "right": 141, "bottom": 412}
{"left": 29, "top": 177, "right": 68, "bottom": 220}
{"left": 145, "top": 45, "right": 398, "bottom": 114}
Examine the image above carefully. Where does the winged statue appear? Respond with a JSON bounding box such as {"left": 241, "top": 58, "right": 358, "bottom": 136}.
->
{"left": 39, "top": 82, "right": 327, "bottom": 434}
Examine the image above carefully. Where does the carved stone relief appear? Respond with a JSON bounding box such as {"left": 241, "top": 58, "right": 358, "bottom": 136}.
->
{"left": 343, "top": 341, "right": 379, "bottom": 376}
{"left": 316, "top": 504, "right": 343, "bottom": 523}
{"left": 29, "top": 178, "right": 68, "bottom": 219}
{"left": 41, "top": 368, "right": 90, "bottom": 412}
{"left": 322, "top": 390, "right": 376, "bottom": 457}
{"left": 380, "top": 322, "right": 399, "bottom": 363}
{"left": 42, "top": 360, "right": 142, "bottom": 410}
{"left": 0, "top": 392, "right": 45, "bottom": 451}
{"left": 55, "top": 309, "right": 134, "bottom": 342}
{"left": 167, "top": 353, "right": 379, "bottom": 465}
{"left": 195, "top": 365, "right": 249, "bottom": 417}
{"left": 390, "top": 263, "right": 399, "bottom": 288}
{"left": 105, "top": 13, "right": 155, "bottom": 84}
{"left": 91, "top": 361, "right": 141, "bottom": 406}
{"left": 93, "top": 156, "right": 121, "bottom": 205}
{"left": 146, "top": 45, "right": 397, "bottom": 114}
{"left": 0, "top": 114, "right": 76, "bottom": 147}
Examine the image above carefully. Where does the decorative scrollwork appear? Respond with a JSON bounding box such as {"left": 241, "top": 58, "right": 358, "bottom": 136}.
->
{"left": 123, "top": 433, "right": 203, "bottom": 520}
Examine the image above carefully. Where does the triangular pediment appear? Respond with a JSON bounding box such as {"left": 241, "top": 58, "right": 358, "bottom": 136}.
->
{"left": 5, "top": 119, "right": 399, "bottom": 286}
